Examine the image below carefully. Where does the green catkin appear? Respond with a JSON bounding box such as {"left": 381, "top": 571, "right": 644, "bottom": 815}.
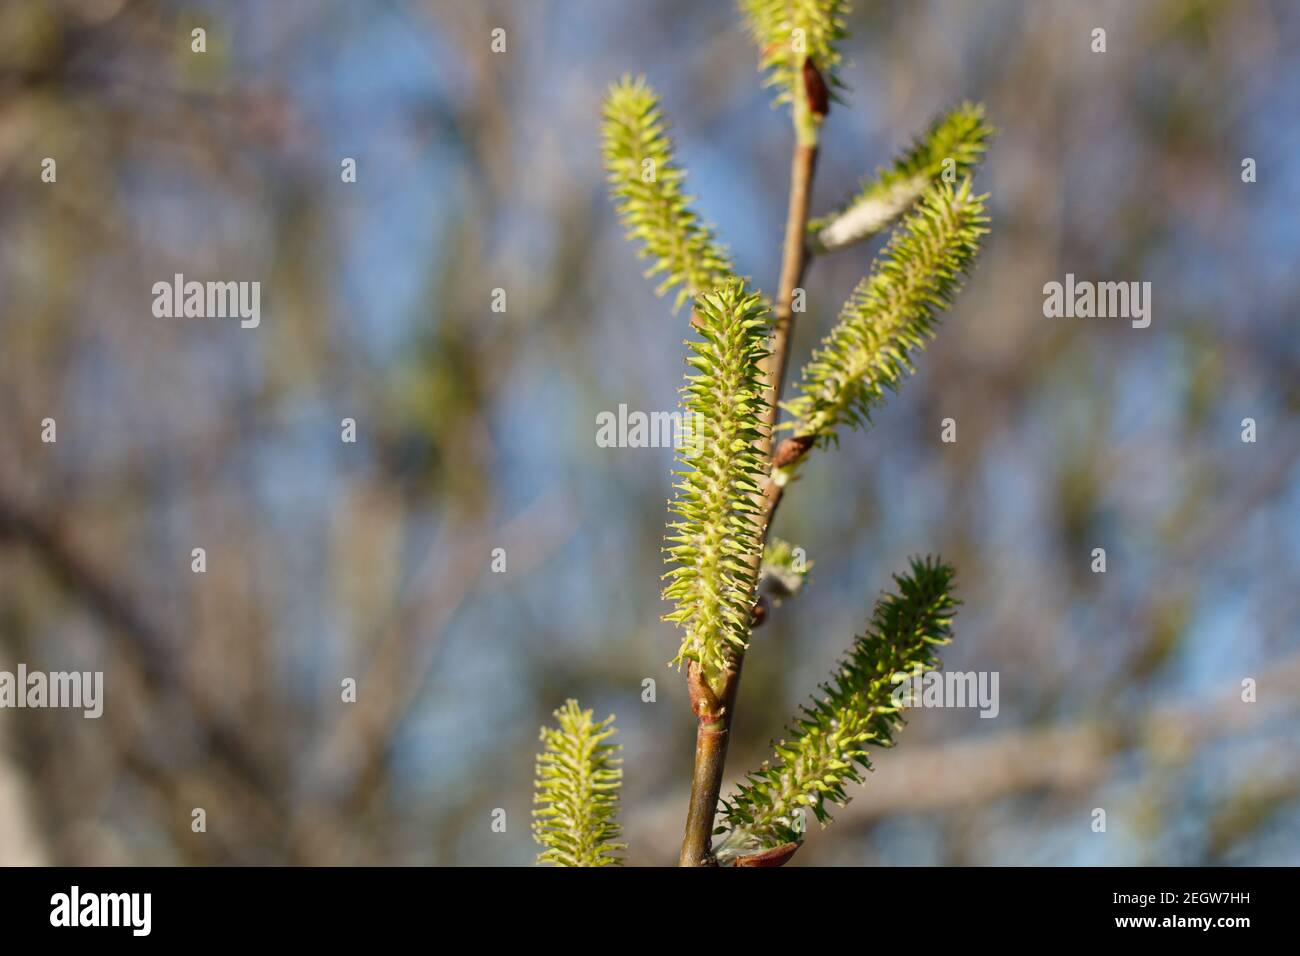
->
{"left": 717, "top": 557, "right": 958, "bottom": 853}
{"left": 602, "top": 76, "right": 735, "bottom": 314}
{"left": 532, "top": 699, "right": 625, "bottom": 867}
{"left": 662, "top": 280, "right": 770, "bottom": 694}
{"left": 739, "top": 0, "right": 850, "bottom": 111}
{"left": 787, "top": 179, "right": 990, "bottom": 446}
{"left": 808, "top": 102, "right": 993, "bottom": 253}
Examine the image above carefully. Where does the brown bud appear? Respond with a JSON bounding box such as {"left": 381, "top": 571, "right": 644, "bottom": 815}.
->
{"left": 687, "top": 661, "right": 724, "bottom": 721}
{"left": 773, "top": 434, "right": 814, "bottom": 470}
{"left": 803, "top": 58, "right": 829, "bottom": 117}
{"left": 734, "top": 841, "right": 801, "bottom": 867}
{"left": 750, "top": 596, "right": 769, "bottom": 629}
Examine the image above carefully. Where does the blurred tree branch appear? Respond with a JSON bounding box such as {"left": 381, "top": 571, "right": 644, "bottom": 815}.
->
{"left": 630, "top": 649, "right": 1300, "bottom": 861}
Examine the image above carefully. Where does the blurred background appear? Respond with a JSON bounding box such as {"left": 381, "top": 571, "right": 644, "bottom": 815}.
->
{"left": 1, "top": 0, "right": 1298, "bottom": 866}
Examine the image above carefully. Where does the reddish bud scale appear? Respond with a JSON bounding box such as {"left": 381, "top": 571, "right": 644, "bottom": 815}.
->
{"left": 803, "top": 58, "right": 830, "bottom": 117}
{"left": 734, "top": 842, "right": 801, "bottom": 867}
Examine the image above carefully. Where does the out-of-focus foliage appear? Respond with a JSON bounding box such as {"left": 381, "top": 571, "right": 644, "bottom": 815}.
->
{"left": 760, "top": 536, "right": 812, "bottom": 603}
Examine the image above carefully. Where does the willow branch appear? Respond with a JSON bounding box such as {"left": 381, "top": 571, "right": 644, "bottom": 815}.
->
{"left": 678, "top": 64, "right": 825, "bottom": 867}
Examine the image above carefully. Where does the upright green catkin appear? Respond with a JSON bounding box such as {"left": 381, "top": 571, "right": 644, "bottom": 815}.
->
{"left": 602, "top": 75, "right": 734, "bottom": 314}
{"left": 739, "top": 0, "right": 850, "bottom": 113}
{"left": 532, "top": 699, "right": 625, "bottom": 867}
{"left": 662, "top": 279, "right": 770, "bottom": 695}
